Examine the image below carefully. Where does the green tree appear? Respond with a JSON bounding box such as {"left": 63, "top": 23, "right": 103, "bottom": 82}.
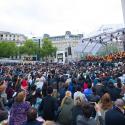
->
{"left": 40, "top": 38, "right": 57, "bottom": 58}
{"left": 19, "top": 39, "right": 38, "bottom": 55}
{"left": 0, "top": 41, "right": 18, "bottom": 58}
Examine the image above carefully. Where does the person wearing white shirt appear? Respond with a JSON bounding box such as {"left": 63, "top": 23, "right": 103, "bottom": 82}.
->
{"left": 74, "top": 86, "right": 87, "bottom": 102}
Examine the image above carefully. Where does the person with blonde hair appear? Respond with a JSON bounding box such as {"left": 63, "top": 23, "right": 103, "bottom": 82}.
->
{"left": 57, "top": 91, "right": 73, "bottom": 125}
{"left": 60, "top": 91, "right": 72, "bottom": 107}
{"left": 9, "top": 91, "right": 31, "bottom": 125}
{"left": 74, "top": 85, "right": 87, "bottom": 104}
{"left": 72, "top": 95, "right": 85, "bottom": 125}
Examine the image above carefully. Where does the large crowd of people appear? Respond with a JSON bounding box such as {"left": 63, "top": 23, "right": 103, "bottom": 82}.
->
{"left": 0, "top": 60, "right": 125, "bottom": 125}
{"left": 86, "top": 51, "right": 125, "bottom": 62}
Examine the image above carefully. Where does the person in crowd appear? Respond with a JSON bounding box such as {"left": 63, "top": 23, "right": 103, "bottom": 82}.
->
{"left": 0, "top": 82, "right": 7, "bottom": 110}
{"left": 88, "top": 87, "right": 100, "bottom": 103}
{"left": 74, "top": 85, "right": 87, "bottom": 103}
{"left": 0, "top": 109, "right": 8, "bottom": 123}
{"left": 15, "top": 75, "right": 22, "bottom": 92}
{"left": 95, "top": 80, "right": 106, "bottom": 97}
{"left": 115, "top": 78, "right": 122, "bottom": 97}
{"left": 6, "top": 81, "right": 15, "bottom": 101}
{"left": 107, "top": 81, "right": 121, "bottom": 101}
{"left": 95, "top": 93, "right": 113, "bottom": 125}
{"left": 59, "top": 82, "right": 69, "bottom": 102}
{"left": 105, "top": 99, "right": 125, "bottom": 125}
{"left": 27, "top": 84, "right": 37, "bottom": 106}
{"left": 1, "top": 59, "right": 125, "bottom": 125}
{"left": 9, "top": 91, "right": 31, "bottom": 125}
{"left": 84, "top": 83, "right": 93, "bottom": 99}
{"left": 23, "top": 107, "right": 44, "bottom": 125}
{"left": 39, "top": 86, "right": 57, "bottom": 121}
{"left": 72, "top": 95, "right": 85, "bottom": 125}
{"left": 33, "top": 89, "right": 43, "bottom": 110}
{"left": 57, "top": 91, "right": 73, "bottom": 125}
{"left": 21, "top": 77, "right": 28, "bottom": 91}
{"left": 0, "top": 92, "right": 8, "bottom": 124}
{"left": 120, "top": 85, "right": 125, "bottom": 96}
{"left": 42, "top": 82, "right": 48, "bottom": 97}
{"left": 68, "top": 78, "right": 77, "bottom": 95}
{"left": 82, "top": 79, "right": 88, "bottom": 90}
{"left": 35, "top": 78, "right": 44, "bottom": 90}
{"left": 76, "top": 103, "right": 97, "bottom": 125}
{"left": 28, "top": 76, "right": 33, "bottom": 86}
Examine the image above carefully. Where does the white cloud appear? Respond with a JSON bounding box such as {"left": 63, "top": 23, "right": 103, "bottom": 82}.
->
{"left": 0, "top": 0, "right": 124, "bottom": 37}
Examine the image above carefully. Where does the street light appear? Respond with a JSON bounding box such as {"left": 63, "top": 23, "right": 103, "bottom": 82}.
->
{"left": 37, "top": 39, "right": 41, "bottom": 61}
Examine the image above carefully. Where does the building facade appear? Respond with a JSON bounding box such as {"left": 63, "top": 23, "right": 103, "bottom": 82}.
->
{"left": 121, "top": 0, "right": 125, "bottom": 25}
{"left": 0, "top": 31, "right": 27, "bottom": 46}
{"left": 43, "top": 31, "right": 83, "bottom": 62}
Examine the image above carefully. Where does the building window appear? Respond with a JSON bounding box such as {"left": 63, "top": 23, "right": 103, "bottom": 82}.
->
{"left": 1, "top": 34, "right": 3, "bottom": 37}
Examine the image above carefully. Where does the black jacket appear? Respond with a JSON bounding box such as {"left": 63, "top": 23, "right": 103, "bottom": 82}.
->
{"left": 39, "top": 95, "right": 57, "bottom": 121}
{"left": 23, "top": 120, "right": 42, "bottom": 125}
{"left": 107, "top": 87, "right": 121, "bottom": 101}
{"left": 0, "top": 110, "right": 8, "bottom": 122}
{"left": 76, "top": 115, "right": 97, "bottom": 125}
{"left": 105, "top": 106, "right": 125, "bottom": 125}
{"left": 72, "top": 106, "right": 83, "bottom": 125}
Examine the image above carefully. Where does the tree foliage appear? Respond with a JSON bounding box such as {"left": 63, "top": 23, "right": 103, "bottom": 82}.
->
{"left": 40, "top": 38, "right": 57, "bottom": 58}
{"left": 0, "top": 38, "right": 57, "bottom": 60}
{"left": 0, "top": 42, "right": 17, "bottom": 58}
{"left": 19, "top": 39, "right": 38, "bottom": 55}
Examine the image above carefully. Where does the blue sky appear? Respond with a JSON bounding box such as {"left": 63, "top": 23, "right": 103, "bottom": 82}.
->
{"left": 0, "top": 0, "right": 124, "bottom": 37}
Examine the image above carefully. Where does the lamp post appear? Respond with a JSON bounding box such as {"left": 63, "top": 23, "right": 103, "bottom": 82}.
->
{"left": 37, "top": 39, "right": 41, "bottom": 61}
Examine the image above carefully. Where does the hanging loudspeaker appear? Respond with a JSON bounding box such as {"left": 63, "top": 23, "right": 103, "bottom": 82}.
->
{"left": 65, "top": 52, "right": 67, "bottom": 57}
{"left": 68, "top": 47, "right": 72, "bottom": 55}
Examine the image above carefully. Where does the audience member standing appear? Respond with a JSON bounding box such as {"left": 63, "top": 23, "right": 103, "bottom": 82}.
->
{"left": 9, "top": 91, "right": 31, "bottom": 125}
{"left": 39, "top": 87, "right": 57, "bottom": 121}
{"left": 105, "top": 99, "right": 125, "bottom": 125}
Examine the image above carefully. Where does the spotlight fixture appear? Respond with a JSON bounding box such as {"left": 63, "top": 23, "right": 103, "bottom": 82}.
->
{"left": 111, "top": 34, "right": 114, "bottom": 38}
{"left": 110, "top": 38, "right": 113, "bottom": 41}
{"left": 89, "top": 38, "right": 92, "bottom": 43}
{"left": 116, "top": 37, "right": 118, "bottom": 41}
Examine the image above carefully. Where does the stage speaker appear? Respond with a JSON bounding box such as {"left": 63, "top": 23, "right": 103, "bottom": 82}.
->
{"left": 68, "top": 47, "right": 72, "bottom": 55}
{"left": 65, "top": 52, "right": 67, "bottom": 57}
{"left": 32, "top": 57, "right": 37, "bottom": 61}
